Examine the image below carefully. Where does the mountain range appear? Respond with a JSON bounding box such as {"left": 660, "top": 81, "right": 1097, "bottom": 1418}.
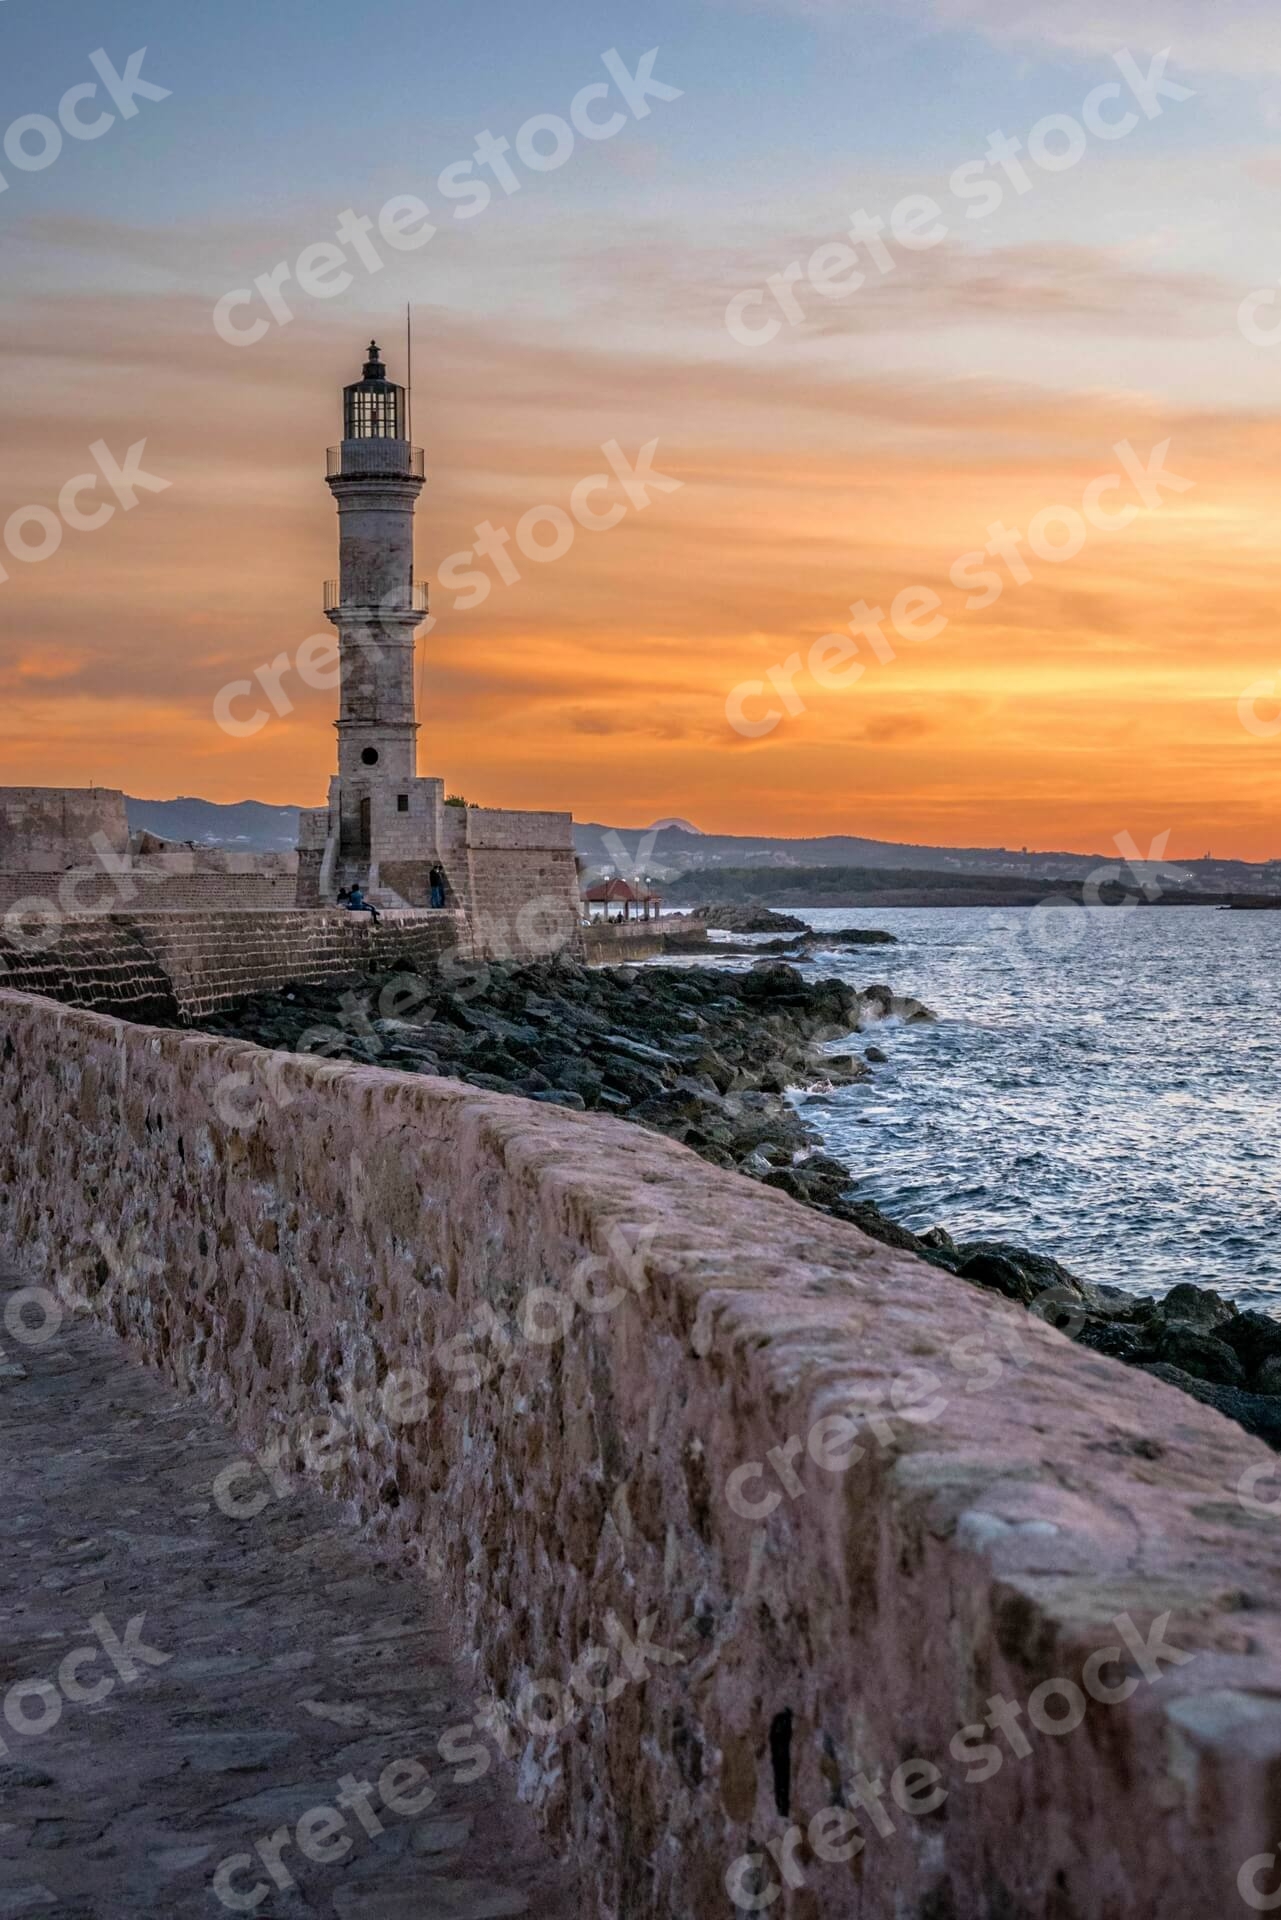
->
{"left": 123, "top": 797, "right": 1281, "bottom": 895}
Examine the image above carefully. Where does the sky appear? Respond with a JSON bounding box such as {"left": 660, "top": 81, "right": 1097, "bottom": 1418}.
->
{"left": 2, "top": 0, "right": 1281, "bottom": 857}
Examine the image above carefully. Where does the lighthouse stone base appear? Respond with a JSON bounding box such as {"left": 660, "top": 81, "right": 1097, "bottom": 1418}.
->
{"left": 296, "top": 776, "right": 582, "bottom": 962}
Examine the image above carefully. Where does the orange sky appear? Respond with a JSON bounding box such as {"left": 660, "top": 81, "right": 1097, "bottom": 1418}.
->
{"left": 5, "top": 30, "right": 1281, "bottom": 859}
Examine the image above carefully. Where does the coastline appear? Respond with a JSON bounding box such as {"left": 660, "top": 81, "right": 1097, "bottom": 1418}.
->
{"left": 194, "top": 924, "right": 1281, "bottom": 1449}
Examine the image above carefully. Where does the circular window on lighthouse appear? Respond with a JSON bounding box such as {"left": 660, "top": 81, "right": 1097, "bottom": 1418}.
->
{"left": 361, "top": 748, "right": 380, "bottom": 765}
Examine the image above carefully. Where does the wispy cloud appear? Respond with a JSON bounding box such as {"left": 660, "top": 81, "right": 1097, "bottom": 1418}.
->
{"left": 716, "top": 0, "right": 1281, "bottom": 76}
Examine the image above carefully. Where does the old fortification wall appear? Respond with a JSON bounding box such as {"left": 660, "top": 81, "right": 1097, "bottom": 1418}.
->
{"left": 0, "top": 786, "right": 128, "bottom": 870}
{"left": 1, "top": 986, "right": 1279, "bottom": 1919}
{"left": 0, "top": 910, "right": 468, "bottom": 1021}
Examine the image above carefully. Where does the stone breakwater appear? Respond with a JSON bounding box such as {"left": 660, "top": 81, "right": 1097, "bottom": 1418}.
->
{"left": 197, "top": 953, "right": 1281, "bottom": 1451}
{"left": 7, "top": 982, "right": 1281, "bottom": 1919}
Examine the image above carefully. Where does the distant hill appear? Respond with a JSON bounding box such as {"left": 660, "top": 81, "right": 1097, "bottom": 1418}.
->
{"left": 123, "top": 798, "right": 1281, "bottom": 895}
{"left": 125, "top": 797, "right": 301, "bottom": 852}
{"left": 661, "top": 864, "right": 1276, "bottom": 910}
{"left": 574, "top": 821, "right": 1281, "bottom": 896}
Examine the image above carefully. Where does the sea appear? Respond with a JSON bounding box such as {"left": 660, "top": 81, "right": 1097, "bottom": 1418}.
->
{"left": 709, "top": 904, "right": 1280, "bottom": 1312}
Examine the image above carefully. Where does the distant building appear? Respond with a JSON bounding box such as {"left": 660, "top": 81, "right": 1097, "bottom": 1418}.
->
{"left": 582, "top": 876, "right": 663, "bottom": 922}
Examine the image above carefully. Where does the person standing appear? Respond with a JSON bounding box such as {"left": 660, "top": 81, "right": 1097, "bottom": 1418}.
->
{"left": 429, "top": 863, "right": 447, "bottom": 909}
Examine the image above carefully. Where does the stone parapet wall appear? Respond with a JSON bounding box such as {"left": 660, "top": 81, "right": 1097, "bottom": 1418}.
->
{"left": 0, "top": 910, "right": 468, "bottom": 1020}
{"left": 1, "top": 987, "right": 1279, "bottom": 1918}
{"left": 463, "top": 805, "right": 575, "bottom": 851}
{"left": 0, "top": 856, "right": 300, "bottom": 918}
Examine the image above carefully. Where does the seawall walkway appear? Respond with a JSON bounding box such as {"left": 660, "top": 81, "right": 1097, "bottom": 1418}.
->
{"left": 0, "top": 1268, "right": 573, "bottom": 1919}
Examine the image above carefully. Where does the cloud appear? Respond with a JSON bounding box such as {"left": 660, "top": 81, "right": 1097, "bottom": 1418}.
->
{"left": 715, "top": 0, "right": 1281, "bottom": 75}
{"left": 924, "top": 0, "right": 1281, "bottom": 75}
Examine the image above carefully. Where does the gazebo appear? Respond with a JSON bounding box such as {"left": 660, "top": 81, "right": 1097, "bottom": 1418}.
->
{"left": 582, "top": 877, "right": 664, "bottom": 923}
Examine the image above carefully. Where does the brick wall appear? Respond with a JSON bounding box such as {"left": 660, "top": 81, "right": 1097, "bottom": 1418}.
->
{"left": 0, "top": 987, "right": 1276, "bottom": 1920}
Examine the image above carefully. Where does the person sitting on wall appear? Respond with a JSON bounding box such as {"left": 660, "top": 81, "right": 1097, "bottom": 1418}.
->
{"left": 428, "top": 862, "right": 447, "bottom": 910}
{"left": 335, "top": 886, "right": 351, "bottom": 906}
{"left": 346, "top": 884, "right": 381, "bottom": 926}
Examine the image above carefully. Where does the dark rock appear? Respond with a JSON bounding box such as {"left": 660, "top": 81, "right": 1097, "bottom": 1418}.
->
{"left": 865, "top": 1045, "right": 888, "bottom": 1065}
{"left": 1218, "top": 1311, "right": 1281, "bottom": 1379}
{"left": 1139, "top": 1364, "right": 1281, "bottom": 1447}
{"left": 957, "top": 1251, "right": 1039, "bottom": 1306}
{"left": 955, "top": 1239, "right": 1085, "bottom": 1301}
{"left": 1153, "top": 1326, "right": 1246, "bottom": 1388}
{"left": 1158, "top": 1283, "right": 1236, "bottom": 1334}
{"left": 690, "top": 905, "right": 809, "bottom": 933}
{"left": 739, "top": 962, "right": 808, "bottom": 1000}
{"left": 1078, "top": 1322, "right": 1153, "bottom": 1365}
{"left": 809, "top": 928, "right": 897, "bottom": 947}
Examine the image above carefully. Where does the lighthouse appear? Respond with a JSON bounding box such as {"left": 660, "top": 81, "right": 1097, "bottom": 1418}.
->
{"left": 321, "top": 341, "right": 428, "bottom": 890}
{"left": 295, "top": 338, "right": 580, "bottom": 950}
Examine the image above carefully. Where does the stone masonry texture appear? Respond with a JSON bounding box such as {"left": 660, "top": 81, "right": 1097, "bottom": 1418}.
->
{"left": 0, "top": 911, "right": 471, "bottom": 1022}
{"left": 4, "top": 987, "right": 1281, "bottom": 1915}
{"left": 0, "top": 1265, "right": 574, "bottom": 1918}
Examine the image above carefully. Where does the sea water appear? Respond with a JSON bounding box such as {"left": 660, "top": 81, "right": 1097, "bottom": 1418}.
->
{"left": 782, "top": 904, "right": 1280, "bottom": 1309}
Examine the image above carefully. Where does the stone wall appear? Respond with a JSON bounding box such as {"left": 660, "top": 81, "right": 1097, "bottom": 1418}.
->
{"left": 467, "top": 847, "right": 583, "bottom": 960}
{"left": 0, "top": 852, "right": 300, "bottom": 919}
{"left": 0, "top": 786, "right": 128, "bottom": 871}
{"left": 0, "top": 910, "right": 468, "bottom": 1020}
{"left": 2, "top": 985, "right": 1279, "bottom": 1919}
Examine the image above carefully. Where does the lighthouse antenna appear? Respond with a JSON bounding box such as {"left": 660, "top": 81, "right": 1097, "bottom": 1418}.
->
{"left": 406, "top": 303, "right": 413, "bottom": 443}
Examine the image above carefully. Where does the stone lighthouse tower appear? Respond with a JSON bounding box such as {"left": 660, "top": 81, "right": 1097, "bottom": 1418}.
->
{"left": 322, "top": 341, "right": 428, "bottom": 887}
{"left": 295, "top": 338, "right": 580, "bottom": 945}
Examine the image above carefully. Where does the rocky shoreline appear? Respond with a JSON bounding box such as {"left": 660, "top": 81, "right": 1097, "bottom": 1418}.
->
{"left": 196, "top": 943, "right": 1281, "bottom": 1449}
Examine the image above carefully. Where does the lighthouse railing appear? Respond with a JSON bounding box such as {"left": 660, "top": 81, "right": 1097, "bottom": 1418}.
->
{"left": 326, "top": 442, "right": 425, "bottom": 480}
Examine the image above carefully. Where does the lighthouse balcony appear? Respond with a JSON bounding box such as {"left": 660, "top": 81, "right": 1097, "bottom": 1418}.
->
{"left": 323, "top": 580, "right": 430, "bottom": 617}
{"left": 327, "top": 441, "right": 425, "bottom": 480}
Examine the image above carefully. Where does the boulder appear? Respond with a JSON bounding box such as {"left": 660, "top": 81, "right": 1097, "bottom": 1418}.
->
{"left": 1158, "top": 1283, "right": 1236, "bottom": 1334}
{"left": 1218, "top": 1310, "right": 1281, "bottom": 1380}
{"left": 691, "top": 904, "right": 809, "bottom": 933}
{"left": 1151, "top": 1326, "right": 1246, "bottom": 1388}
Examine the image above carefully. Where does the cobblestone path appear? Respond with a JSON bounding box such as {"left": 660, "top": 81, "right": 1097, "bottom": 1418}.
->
{"left": 0, "top": 1270, "right": 576, "bottom": 1919}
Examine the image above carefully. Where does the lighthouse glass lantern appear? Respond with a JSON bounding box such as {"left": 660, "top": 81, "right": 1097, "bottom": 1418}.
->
{"left": 344, "top": 342, "right": 404, "bottom": 440}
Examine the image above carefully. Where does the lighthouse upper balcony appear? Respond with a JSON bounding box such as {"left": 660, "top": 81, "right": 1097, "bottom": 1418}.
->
{"left": 327, "top": 440, "right": 425, "bottom": 481}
